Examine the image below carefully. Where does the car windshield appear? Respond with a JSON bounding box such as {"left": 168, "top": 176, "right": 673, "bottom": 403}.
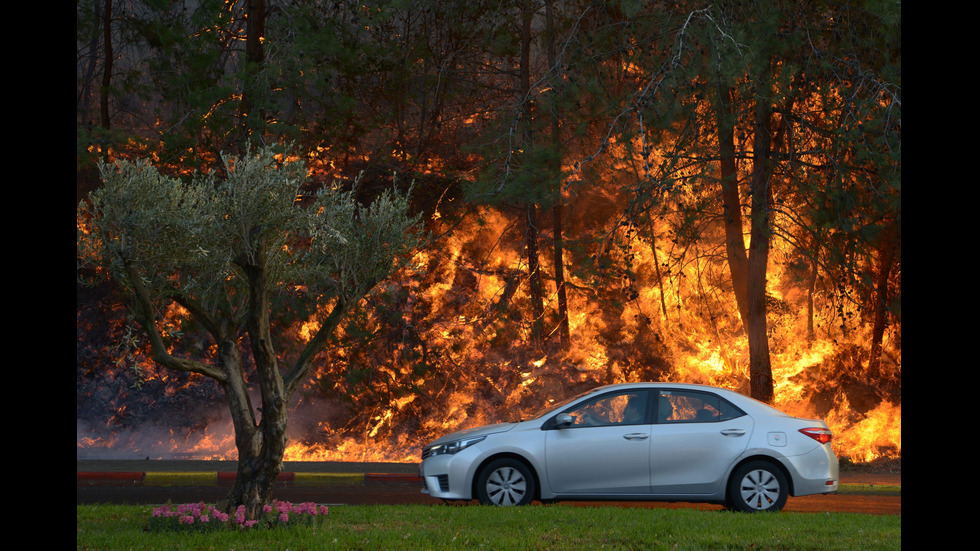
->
{"left": 525, "top": 388, "right": 597, "bottom": 420}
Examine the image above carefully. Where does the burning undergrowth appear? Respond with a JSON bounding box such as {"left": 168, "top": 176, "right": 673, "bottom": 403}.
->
{"left": 77, "top": 168, "right": 900, "bottom": 466}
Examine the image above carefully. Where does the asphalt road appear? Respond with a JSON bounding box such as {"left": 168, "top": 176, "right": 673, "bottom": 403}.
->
{"left": 76, "top": 460, "right": 901, "bottom": 515}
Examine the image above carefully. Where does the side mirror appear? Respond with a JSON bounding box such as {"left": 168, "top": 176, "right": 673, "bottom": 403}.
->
{"left": 554, "top": 414, "right": 573, "bottom": 428}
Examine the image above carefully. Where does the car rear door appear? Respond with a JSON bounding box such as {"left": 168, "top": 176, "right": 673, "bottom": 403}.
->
{"left": 648, "top": 389, "right": 753, "bottom": 496}
{"left": 544, "top": 389, "right": 653, "bottom": 495}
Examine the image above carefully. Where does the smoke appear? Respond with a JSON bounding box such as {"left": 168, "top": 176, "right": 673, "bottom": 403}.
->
{"left": 76, "top": 416, "right": 235, "bottom": 460}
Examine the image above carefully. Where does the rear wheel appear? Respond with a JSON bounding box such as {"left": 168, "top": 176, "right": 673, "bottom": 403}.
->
{"left": 475, "top": 458, "right": 535, "bottom": 506}
{"left": 727, "top": 460, "right": 788, "bottom": 512}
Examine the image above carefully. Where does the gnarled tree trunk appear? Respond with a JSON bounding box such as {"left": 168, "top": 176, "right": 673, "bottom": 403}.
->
{"left": 223, "top": 399, "right": 288, "bottom": 519}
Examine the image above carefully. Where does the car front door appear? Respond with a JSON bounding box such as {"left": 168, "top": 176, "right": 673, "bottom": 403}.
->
{"left": 544, "top": 389, "right": 652, "bottom": 495}
{"left": 649, "top": 389, "right": 753, "bottom": 496}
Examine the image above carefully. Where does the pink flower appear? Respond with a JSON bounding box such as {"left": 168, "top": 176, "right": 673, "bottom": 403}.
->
{"left": 146, "top": 500, "right": 331, "bottom": 531}
{"left": 297, "top": 502, "right": 316, "bottom": 514}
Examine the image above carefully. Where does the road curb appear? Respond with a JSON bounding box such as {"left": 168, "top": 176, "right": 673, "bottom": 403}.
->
{"left": 77, "top": 471, "right": 420, "bottom": 487}
{"left": 293, "top": 472, "right": 367, "bottom": 486}
{"left": 76, "top": 472, "right": 144, "bottom": 485}
{"left": 144, "top": 472, "right": 218, "bottom": 486}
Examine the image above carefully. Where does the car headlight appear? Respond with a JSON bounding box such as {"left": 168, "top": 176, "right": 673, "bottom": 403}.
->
{"left": 425, "top": 435, "right": 486, "bottom": 457}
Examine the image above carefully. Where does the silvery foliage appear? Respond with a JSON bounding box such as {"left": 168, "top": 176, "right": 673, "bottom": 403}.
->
{"left": 300, "top": 175, "right": 421, "bottom": 304}
{"left": 78, "top": 146, "right": 422, "bottom": 325}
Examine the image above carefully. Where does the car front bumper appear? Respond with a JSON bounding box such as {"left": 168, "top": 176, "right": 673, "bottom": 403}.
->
{"left": 419, "top": 450, "right": 479, "bottom": 500}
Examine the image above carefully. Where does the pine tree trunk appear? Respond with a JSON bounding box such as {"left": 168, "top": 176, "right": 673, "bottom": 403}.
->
{"left": 545, "top": 0, "right": 570, "bottom": 350}
{"left": 526, "top": 205, "right": 546, "bottom": 345}
{"left": 552, "top": 203, "right": 570, "bottom": 349}
{"left": 100, "top": 0, "right": 113, "bottom": 131}
{"left": 745, "top": 74, "right": 775, "bottom": 404}
{"left": 715, "top": 78, "right": 775, "bottom": 403}
{"left": 715, "top": 84, "right": 750, "bottom": 324}
{"left": 520, "top": 1, "right": 545, "bottom": 346}
{"left": 239, "top": 0, "right": 267, "bottom": 144}
{"left": 805, "top": 246, "right": 819, "bottom": 344}
{"left": 867, "top": 219, "right": 898, "bottom": 379}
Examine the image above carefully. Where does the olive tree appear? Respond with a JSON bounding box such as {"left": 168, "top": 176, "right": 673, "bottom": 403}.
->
{"left": 77, "top": 145, "right": 422, "bottom": 517}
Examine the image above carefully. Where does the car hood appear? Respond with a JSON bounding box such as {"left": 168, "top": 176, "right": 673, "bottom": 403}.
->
{"left": 426, "top": 422, "right": 516, "bottom": 446}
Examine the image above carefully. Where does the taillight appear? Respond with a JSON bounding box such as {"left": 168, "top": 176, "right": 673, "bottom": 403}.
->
{"left": 799, "top": 427, "right": 832, "bottom": 444}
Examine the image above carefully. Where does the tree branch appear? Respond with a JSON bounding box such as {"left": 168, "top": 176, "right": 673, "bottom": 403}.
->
{"left": 283, "top": 297, "right": 350, "bottom": 399}
{"left": 119, "top": 248, "right": 228, "bottom": 383}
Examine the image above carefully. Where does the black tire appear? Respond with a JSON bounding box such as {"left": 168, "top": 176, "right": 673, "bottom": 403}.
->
{"left": 475, "top": 458, "right": 536, "bottom": 506}
{"left": 727, "top": 460, "right": 788, "bottom": 512}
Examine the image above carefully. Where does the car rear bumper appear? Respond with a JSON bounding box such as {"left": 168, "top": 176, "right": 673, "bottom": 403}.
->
{"left": 788, "top": 444, "right": 839, "bottom": 496}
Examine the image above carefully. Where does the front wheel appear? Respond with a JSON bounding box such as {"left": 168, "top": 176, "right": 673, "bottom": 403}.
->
{"left": 727, "top": 460, "right": 788, "bottom": 512}
{"left": 475, "top": 458, "right": 536, "bottom": 506}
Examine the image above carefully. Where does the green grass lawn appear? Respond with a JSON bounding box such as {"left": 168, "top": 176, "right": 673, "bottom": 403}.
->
{"left": 77, "top": 503, "right": 900, "bottom": 550}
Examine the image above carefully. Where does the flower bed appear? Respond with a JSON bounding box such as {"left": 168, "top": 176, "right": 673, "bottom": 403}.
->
{"left": 148, "top": 501, "right": 329, "bottom": 531}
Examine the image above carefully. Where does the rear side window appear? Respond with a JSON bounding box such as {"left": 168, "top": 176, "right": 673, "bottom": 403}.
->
{"left": 657, "top": 390, "right": 744, "bottom": 423}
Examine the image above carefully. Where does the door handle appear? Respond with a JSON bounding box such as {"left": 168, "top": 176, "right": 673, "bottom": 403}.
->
{"left": 721, "top": 429, "right": 746, "bottom": 437}
{"left": 623, "top": 433, "right": 649, "bottom": 440}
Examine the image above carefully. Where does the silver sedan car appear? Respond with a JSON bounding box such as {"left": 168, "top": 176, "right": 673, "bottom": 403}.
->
{"left": 420, "top": 382, "right": 838, "bottom": 512}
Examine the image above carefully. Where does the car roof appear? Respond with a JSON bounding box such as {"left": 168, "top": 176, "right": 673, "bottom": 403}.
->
{"left": 590, "top": 381, "right": 735, "bottom": 393}
{"left": 584, "top": 381, "right": 785, "bottom": 415}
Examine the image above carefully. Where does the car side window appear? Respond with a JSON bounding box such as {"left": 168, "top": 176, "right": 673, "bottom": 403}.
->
{"left": 566, "top": 391, "right": 648, "bottom": 427}
{"left": 657, "top": 390, "right": 744, "bottom": 423}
